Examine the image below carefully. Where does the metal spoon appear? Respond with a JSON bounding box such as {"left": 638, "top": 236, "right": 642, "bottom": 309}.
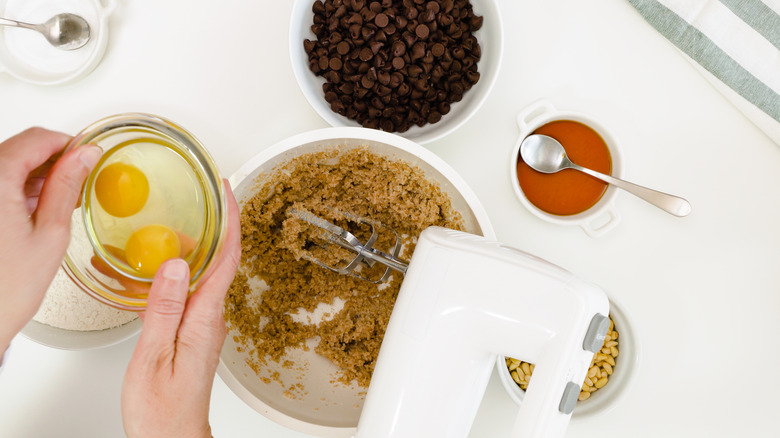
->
{"left": 520, "top": 134, "right": 692, "bottom": 217}
{"left": 0, "top": 13, "right": 91, "bottom": 51}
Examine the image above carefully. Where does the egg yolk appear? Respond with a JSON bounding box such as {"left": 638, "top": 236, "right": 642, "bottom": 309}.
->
{"left": 125, "top": 225, "right": 182, "bottom": 277}
{"left": 94, "top": 162, "right": 150, "bottom": 218}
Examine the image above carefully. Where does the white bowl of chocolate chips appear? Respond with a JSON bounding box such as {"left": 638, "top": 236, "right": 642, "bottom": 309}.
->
{"left": 290, "top": 0, "right": 504, "bottom": 144}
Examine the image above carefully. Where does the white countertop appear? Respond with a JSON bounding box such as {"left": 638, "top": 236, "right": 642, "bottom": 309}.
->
{"left": 1, "top": 0, "right": 779, "bottom": 437}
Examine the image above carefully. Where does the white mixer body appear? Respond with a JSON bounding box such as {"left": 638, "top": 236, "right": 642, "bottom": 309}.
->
{"left": 355, "top": 227, "right": 610, "bottom": 438}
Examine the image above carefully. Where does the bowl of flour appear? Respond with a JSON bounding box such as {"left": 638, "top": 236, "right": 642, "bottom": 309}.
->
{"left": 21, "top": 267, "right": 140, "bottom": 350}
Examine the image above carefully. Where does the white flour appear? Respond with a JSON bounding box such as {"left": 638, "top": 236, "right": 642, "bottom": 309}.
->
{"left": 33, "top": 267, "right": 137, "bottom": 331}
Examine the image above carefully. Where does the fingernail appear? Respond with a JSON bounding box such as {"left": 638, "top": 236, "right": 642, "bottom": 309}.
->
{"left": 79, "top": 145, "right": 102, "bottom": 169}
{"left": 162, "top": 259, "right": 188, "bottom": 280}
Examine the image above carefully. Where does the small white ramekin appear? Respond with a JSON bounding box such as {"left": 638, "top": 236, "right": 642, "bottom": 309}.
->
{"left": 509, "top": 99, "right": 623, "bottom": 237}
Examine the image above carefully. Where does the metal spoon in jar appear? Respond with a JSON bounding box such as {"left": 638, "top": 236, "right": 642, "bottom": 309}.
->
{"left": 0, "top": 13, "right": 91, "bottom": 51}
{"left": 520, "top": 134, "right": 692, "bottom": 217}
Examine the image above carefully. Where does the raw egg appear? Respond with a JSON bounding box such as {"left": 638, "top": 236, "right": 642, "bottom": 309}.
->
{"left": 125, "top": 224, "right": 181, "bottom": 277}
{"left": 95, "top": 162, "right": 150, "bottom": 218}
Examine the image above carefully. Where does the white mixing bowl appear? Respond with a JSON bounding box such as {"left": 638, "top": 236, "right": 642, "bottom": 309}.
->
{"left": 219, "top": 127, "right": 494, "bottom": 437}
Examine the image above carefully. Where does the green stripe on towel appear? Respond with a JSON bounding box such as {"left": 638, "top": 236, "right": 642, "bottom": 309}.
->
{"left": 719, "top": 0, "right": 780, "bottom": 51}
{"left": 628, "top": 0, "right": 780, "bottom": 124}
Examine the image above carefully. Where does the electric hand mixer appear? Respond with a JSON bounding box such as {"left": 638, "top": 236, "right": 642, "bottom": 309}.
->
{"left": 291, "top": 208, "right": 611, "bottom": 438}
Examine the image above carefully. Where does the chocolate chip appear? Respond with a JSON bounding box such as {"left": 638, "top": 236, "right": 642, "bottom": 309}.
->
{"left": 351, "top": 0, "right": 365, "bottom": 11}
{"left": 389, "top": 72, "right": 404, "bottom": 87}
{"left": 331, "top": 100, "right": 346, "bottom": 113}
{"left": 329, "top": 57, "right": 343, "bottom": 70}
{"left": 376, "top": 85, "right": 392, "bottom": 96}
{"left": 470, "top": 15, "right": 483, "bottom": 31}
{"left": 361, "top": 75, "right": 375, "bottom": 89}
{"left": 370, "top": 40, "right": 384, "bottom": 54}
{"left": 359, "top": 47, "right": 374, "bottom": 61}
{"left": 392, "top": 40, "right": 406, "bottom": 56}
{"left": 304, "top": 0, "right": 483, "bottom": 133}
{"left": 452, "top": 46, "right": 465, "bottom": 59}
{"left": 361, "top": 26, "right": 376, "bottom": 40}
{"left": 362, "top": 9, "right": 376, "bottom": 21}
{"left": 415, "top": 23, "right": 429, "bottom": 39}
{"left": 322, "top": 71, "right": 340, "bottom": 84}
{"left": 410, "top": 41, "right": 426, "bottom": 60}
{"left": 367, "top": 66, "right": 378, "bottom": 80}
{"left": 380, "top": 119, "right": 395, "bottom": 131}
{"left": 431, "top": 43, "right": 445, "bottom": 57}
{"left": 420, "top": 9, "right": 435, "bottom": 23}
{"left": 402, "top": 31, "right": 417, "bottom": 47}
{"left": 349, "top": 23, "right": 362, "bottom": 39}
{"left": 337, "top": 40, "right": 351, "bottom": 55}
{"left": 375, "top": 12, "right": 389, "bottom": 27}
{"left": 318, "top": 56, "right": 329, "bottom": 70}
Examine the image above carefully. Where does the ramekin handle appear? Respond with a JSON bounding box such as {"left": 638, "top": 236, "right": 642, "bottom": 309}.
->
{"left": 99, "top": 0, "right": 117, "bottom": 15}
{"left": 580, "top": 205, "right": 621, "bottom": 238}
{"left": 516, "top": 99, "right": 556, "bottom": 133}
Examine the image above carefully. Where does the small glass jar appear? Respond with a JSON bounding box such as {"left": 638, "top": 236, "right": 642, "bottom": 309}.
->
{"left": 62, "top": 113, "right": 226, "bottom": 311}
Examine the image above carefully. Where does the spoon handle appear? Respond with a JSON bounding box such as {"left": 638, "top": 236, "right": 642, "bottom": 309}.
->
{"left": 0, "top": 17, "right": 38, "bottom": 31}
{"left": 570, "top": 162, "right": 692, "bottom": 217}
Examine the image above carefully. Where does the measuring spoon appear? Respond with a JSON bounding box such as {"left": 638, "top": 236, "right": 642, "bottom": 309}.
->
{"left": 520, "top": 134, "right": 692, "bottom": 217}
{"left": 0, "top": 13, "right": 90, "bottom": 51}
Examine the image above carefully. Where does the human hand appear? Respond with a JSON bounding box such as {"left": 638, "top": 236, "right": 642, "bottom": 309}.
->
{"left": 121, "top": 181, "right": 241, "bottom": 438}
{"left": 0, "top": 128, "right": 101, "bottom": 353}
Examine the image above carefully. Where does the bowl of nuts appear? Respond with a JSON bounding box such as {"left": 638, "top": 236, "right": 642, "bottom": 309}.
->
{"left": 496, "top": 295, "right": 640, "bottom": 417}
{"left": 290, "top": 0, "right": 504, "bottom": 144}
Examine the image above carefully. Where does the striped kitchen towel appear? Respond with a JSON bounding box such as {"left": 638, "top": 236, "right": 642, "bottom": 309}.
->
{"left": 628, "top": 0, "right": 780, "bottom": 144}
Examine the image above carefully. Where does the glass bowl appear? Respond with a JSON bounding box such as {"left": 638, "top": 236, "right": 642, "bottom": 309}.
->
{"left": 62, "top": 113, "right": 227, "bottom": 311}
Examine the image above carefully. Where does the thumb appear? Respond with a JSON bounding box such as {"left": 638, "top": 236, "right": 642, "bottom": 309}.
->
{"left": 135, "top": 259, "right": 191, "bottom": 354}
{"left": 34, "top": 145, "right": 102, "bottom": 236}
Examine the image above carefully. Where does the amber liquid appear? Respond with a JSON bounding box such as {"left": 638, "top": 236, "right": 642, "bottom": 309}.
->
{"left": 517, "top": 120, "right": 612, "bottom": 216}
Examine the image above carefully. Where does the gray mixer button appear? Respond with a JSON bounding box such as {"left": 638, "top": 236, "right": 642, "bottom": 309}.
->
{"left": 559, "top": 381, "right": 581, "bottom": 414}
{"left": 582, "top": 313, "right": 610, "bottom": 353}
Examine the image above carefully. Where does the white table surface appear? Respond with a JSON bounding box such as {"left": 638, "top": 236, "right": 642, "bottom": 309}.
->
{"left": 2, "top": 0, "right": 779, "bottom": 437}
